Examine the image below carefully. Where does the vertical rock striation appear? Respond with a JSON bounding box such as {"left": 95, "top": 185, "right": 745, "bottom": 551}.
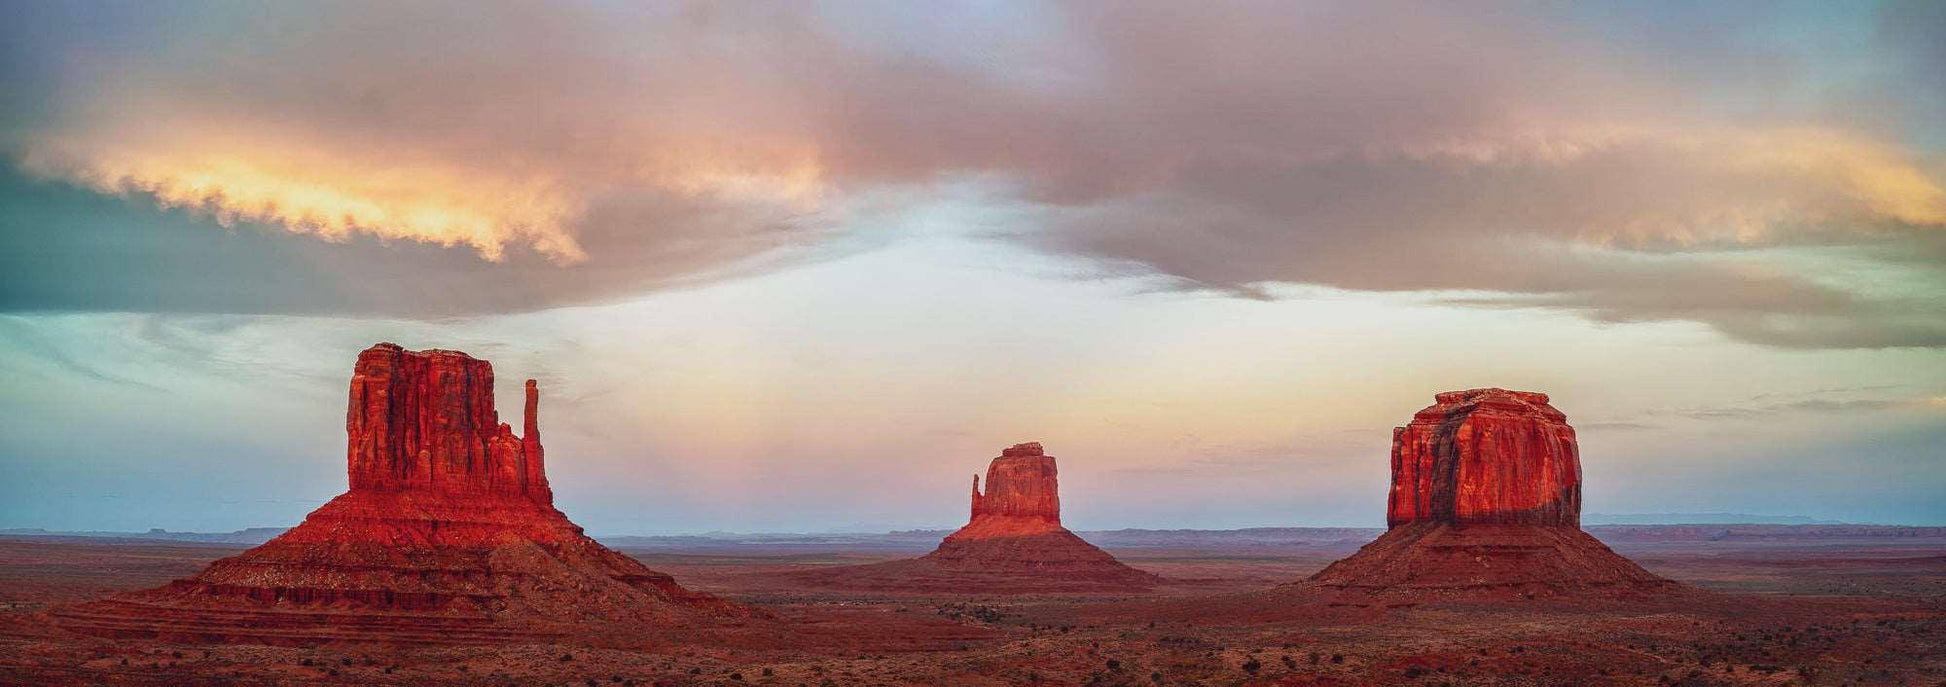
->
{"left": 955, "top": 442, "right": 1065, "bottom": 539}
{"left": 344, "top": 343, "right": 550, "bottom": 503}
{"left": 1387, "top": 389, "right": 1579, "bottom": 528}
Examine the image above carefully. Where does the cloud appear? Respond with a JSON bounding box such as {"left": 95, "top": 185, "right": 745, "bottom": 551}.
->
{"left": 2, "top": 2, "right": 868, "bottom": 315}
{"left": 1562, "top": 386, "right": 1942, "bottom": 428}
{"left": 1574, "top": 421, "right": 1659, "bottom": 433}
{"left": 1663, "top": 389, "right": 1943, "bottom": 422}
{"left": 0, "top": 165, "right": 852, "bottom": 315}
{"left": 0, "top": 1, "right": 1941, "bottom": 342}
{"left": 0, "top": 316, "right": 166, "bottom": 391}
{"left": 6, "top": 3, "right": 843, "bottom": 264}
{"left": 997, "top": 5, "right": 1946, "bottom": 348}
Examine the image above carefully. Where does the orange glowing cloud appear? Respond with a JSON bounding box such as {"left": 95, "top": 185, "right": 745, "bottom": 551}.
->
{"left": 21, "top": 126, "right": 830, "bottom": 264}
{"left": 1395, "top": 122, "right": 1946, "bottom": 244}
{"left": 24, "top": 137, "right": 585, "bottom": 262}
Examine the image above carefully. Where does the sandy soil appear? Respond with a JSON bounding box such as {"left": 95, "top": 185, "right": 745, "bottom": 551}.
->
{"left": 0, "top": 530, "right": 1940, "bottom": 686}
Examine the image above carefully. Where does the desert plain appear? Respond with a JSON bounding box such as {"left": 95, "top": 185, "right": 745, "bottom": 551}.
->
{"left": 0, "top": 523, "right": 1941, "bottom": 686}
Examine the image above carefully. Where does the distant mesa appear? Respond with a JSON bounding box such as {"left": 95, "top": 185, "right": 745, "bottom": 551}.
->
{"left": 52, "top": 343, "right": 748, "bottom": 645}
{"left": 784, "top": 442, "right": 1161, "bottom": 593}
{"left": 1307, "top": 389, "right": 1676, "bottom": 597}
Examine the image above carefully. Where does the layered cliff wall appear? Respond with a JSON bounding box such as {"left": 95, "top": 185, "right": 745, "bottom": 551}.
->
{"left": 969, "top": 442, "right": 1062, "bottom": 523}
{"left": 1387, "top": 388, "right": 1580, "bottom": 528}
{"left": 345, "top": 343, "right": 550, "bottom": 504}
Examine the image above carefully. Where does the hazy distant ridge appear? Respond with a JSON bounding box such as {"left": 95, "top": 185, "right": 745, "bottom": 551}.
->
{"left": 1583, "top": 513, "right": 1847, "bottom": 525}
{"left": 10, "top": 522, "right": 1941, "bottom": 552}
{"left": 0, "top": 527, "right": 288, "bottom": 546}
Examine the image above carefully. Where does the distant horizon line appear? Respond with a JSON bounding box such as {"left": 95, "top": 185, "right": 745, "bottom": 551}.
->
{"left": 9, "top": 513, "right": 1942, "bottom": 540}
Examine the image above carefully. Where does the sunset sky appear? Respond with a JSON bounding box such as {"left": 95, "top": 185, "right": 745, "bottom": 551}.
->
{"left": 3, "top": 1, "right": 1943, "bottom": 533}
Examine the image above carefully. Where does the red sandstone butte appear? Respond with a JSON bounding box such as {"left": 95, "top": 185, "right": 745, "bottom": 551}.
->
{"left": 1387, "top": 389, "right": 1580, "bottom": 528}
{"left": 53, "top": 343, "right": 746, "bottom": 645}
{"left": 345, "top": 343, "right": 551, "bottom": 503}
{"left": 1309, "top": 389, "right": 1672, "bottom": 597}
{"left": 789, "top": 442, "right": 1161, "bottom": 593}
{"left": 952, "top": 441, "right": 1063, "bottom": 539}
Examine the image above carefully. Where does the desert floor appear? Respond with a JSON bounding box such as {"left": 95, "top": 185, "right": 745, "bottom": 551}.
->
{"left": 0, "top": 528, "right": 1940, "bottom": 686}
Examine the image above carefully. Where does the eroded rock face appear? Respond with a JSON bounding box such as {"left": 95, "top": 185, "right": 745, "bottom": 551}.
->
{"left": 346, "top": 343, "right": 551, "bottom": 504}
{"left": 1309, "top": 389, "right": 1673, "bottom": 597}
{"left": 962, "top": 442, "right": 1062, "bottom": 536}
{"left": 1387, "top": 388, "right": 1580, "bottom": 528}
{"left": 54, "top": 343, "right": 744, "bottom": 645}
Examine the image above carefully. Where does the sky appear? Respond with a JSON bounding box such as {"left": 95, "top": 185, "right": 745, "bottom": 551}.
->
{"left": 2, "top": 1, "right": 1943, "bottom": 533}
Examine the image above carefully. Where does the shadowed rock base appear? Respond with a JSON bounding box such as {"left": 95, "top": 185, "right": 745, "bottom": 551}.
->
{"left": 50, "top": 492, "right": 745, "bottom": 645}
{"left": 1302, "top": 389, "right": 1678, "bottom": 601}
{"left": 802, "top": 531, "right": 1162, "bottom": 594}
{"left": 1303, "top": 522, "right": 1675, "bottom": 599}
